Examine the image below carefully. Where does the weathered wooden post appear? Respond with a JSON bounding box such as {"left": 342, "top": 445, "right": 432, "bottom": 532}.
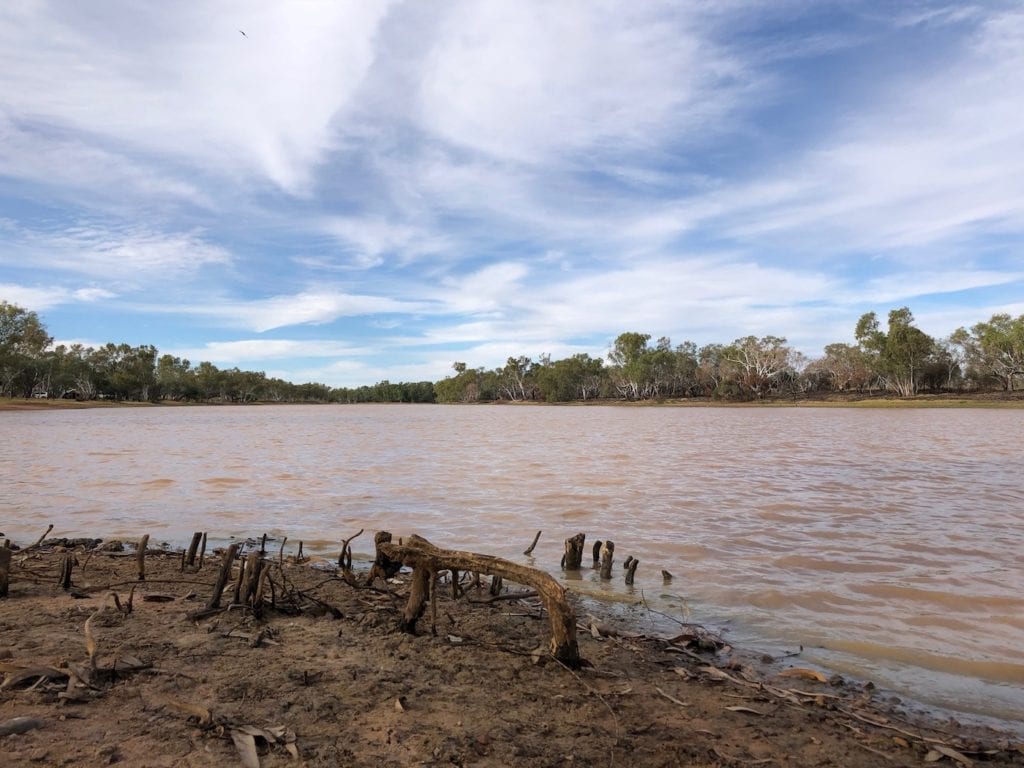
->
{"left": 58, "top": 552, "right": 74, "bottom": 590}
{"left": 591, "top": 540, "right": 602, "bottom": 568}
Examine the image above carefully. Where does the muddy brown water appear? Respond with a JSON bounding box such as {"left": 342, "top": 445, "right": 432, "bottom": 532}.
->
{"left": 2, "top": 403, "right": 1022, "bottom": 727}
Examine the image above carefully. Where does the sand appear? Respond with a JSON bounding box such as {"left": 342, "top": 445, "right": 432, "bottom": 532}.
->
{"left": 0, "top": 540, "right": 1021, "bottom": 767}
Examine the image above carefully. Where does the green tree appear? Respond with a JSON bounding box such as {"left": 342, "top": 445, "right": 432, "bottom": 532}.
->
{"left": 721, "top": 335, "right": 794, "bottom": 398}
{"left": 951, "top": 313, "right": 1024, "bottom": 391}
{"left": 0, "top": 301, "right": 52, "bottom": 397}
{"left": 855, "top": 307, "right": 935, "bottom": 397}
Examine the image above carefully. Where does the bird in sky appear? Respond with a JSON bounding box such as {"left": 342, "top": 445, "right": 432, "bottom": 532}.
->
{"left": 238, "top": 29, "right": 246, "bottom": 37}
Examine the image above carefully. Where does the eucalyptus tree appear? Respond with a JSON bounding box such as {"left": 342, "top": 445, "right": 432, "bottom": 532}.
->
{"left": 855, "top": 307, "right": 935, "bottom": 397}
{"left": 0, "top": 301, "right": 52, "bottom": 397}
{"left": 951, "top": 313, "right": 1024, "bottom": 391}
{"left": 721, "top": 335, "right": 794, "bottom": 399}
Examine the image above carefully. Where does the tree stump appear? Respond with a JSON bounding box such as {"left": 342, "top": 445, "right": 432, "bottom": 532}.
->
{"left": 592, "top": 540, "right": 602, "bottom": 568}
{"left": 599, "top": 541, "right": 615, "bottom": 580}
{"left": 0, "top": 545, "right": 11, "bottom": 598}
{"left": 58, "top": 552, "right": 73, "bottom": 590}
{"left": 625, "top": 558, "right": 639, "bottom": 585}
{"left": 562, "top": 533, "right": 586, "bottom": 570}
{"left": 366, "top": 531, "right": 403, "bottom": 584}
{"left": 136, "top": 534, "right": 150, "bottom": 581}
{"left": 376, "top": 532, "right": 582, "bottom": 667}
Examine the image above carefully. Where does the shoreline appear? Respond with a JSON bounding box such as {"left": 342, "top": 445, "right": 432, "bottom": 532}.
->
{"left": 1, "top": 539, "right": 1021, "bottom": 766}
{"left": 4, "top": 392, "right": 1024, "bottom": 411}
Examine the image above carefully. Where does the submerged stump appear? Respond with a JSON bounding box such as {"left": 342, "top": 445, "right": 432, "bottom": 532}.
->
{"left": 562, "top": 533, "right": 586, "bottom": 570}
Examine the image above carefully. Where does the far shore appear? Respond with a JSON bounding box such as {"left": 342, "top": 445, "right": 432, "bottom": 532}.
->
{"left": 3, "top": 391, "right": 1024, "bottom": 412}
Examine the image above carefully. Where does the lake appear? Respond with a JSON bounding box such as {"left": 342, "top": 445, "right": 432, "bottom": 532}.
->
{"left": 2, "top": 403, "right": 1022, "bottom": 727}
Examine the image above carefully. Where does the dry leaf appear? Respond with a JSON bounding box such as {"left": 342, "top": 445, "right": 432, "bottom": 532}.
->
{"left": 231, "top": 729, "right": 261, "bottom": 768}
{"left": 395, "top": 696, "right": 407, "bottom": 712}
{"left": 925, "top": 751, "right": 943, "bottom": 763}
{"left": 777, "top": 667, "right": 828, "bottom": 683}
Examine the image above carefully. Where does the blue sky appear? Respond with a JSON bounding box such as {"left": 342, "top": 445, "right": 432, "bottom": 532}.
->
{"left": 1, "top": 1, "right": 1022, "bottom": 387}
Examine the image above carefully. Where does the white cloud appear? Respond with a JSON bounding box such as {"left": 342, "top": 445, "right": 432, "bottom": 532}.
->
{"left": 0, "top": 1, "right": 396, "bottom": 193}
{"left": 172, "top": 289, "right": 430, "bottom": 332}
{"left": 0, "top": 283, "right": 117, "bottom": 311}
{"left": 165, "top": 339, "right": 367, "bottom": 364}
{"left": 418, "top": 2, "right": 747, "bottom": 163}
{"left": 1, "top": 224, "right": 231, "bottom": 281}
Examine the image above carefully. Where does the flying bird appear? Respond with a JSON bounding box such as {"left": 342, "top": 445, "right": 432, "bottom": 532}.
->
{"left": 239, "top": 29, "right": 247, "bottom": 37}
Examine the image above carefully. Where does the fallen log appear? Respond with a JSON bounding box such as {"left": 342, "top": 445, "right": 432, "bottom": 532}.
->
{"left": 376, "top": 532, "right": 582, "bottom": 668}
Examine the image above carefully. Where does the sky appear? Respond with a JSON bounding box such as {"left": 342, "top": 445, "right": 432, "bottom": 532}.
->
{"left": 2, "top": 1, "right": 1022, "bottom": 387}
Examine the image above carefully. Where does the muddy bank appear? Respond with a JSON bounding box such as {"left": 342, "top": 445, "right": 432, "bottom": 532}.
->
{"left": 0, "top": 539, "right": 1021, "bottom": 767}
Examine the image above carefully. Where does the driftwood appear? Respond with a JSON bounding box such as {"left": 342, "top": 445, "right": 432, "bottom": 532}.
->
{"left": 198, "top": 533, "right": 207, "bottom": 568}
{"left": 376, "top": 532, "right": 581, "bottom": 667}
{"left": 0, "top": 545, "right": 10, "bottom": 598}
{"left": 561, "top": 533, "right": 586, "bottom": 570}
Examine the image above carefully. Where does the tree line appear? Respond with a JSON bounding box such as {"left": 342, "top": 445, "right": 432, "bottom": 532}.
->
{"left": 2, "top": 300, "right": 1022, "bottom": 404}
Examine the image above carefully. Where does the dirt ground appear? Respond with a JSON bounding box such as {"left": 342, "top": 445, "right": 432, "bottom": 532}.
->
{"left": 1, "top": 540, "right": 1021, "bottom": 768}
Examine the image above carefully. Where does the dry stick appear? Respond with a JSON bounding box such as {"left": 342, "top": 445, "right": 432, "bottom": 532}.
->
{"left": 562, "top": 532, "right": 586, "bottom": 570}
{"left": 489, "top": 575, "right": 504, "bottom": 596}
{"left": 185, "top": 532, "right": 203, "bottom": 567}
{"left": 206, "top": 543, "right": 240, "bottom": 611}
{"left": 260, "top": 533, "right": 267, "bottom": 557}
{"left": 0, "top": 546, "right": 12, "bottom": 598}
{"left": 239, "top": 551, "right": 261, "bottom": 605}
{"left": 523, "top": 530, "right": 542, "bottom": 556}
{"left": 599, "top": 541, "right": 615, "bottom": 580}
{"left": 198, "top": 533, "right": 207, "bottom": 569}
{"left": 337, "top": 528, "right": 364, "bottom": 572}
{"left": 624, "top": 558, "right": 639, "bottom": 586}
{"left": 136, "top": 534, "right": 150, "bottom": 581}
{"left": 22, "top": 523, "right": 55, "bottom": 552}
{"left": 278, "top": 536, "right": 288, "bottom": 567}
{"left": 297, "top": 541, "right": 304, "bottom": 563}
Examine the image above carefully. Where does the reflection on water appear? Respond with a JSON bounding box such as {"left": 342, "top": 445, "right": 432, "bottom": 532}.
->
{"left": 2, "top": 403, "right": 1023, "bottom": 725}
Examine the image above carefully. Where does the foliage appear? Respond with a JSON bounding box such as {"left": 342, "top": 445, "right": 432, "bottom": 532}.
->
{"left": 3, "top": 299, "right": 1022, "bottom": 405}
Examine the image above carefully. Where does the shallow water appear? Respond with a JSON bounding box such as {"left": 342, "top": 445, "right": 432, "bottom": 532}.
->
{"left": 2, "top": 404, "right": 1022, "bottom": 726}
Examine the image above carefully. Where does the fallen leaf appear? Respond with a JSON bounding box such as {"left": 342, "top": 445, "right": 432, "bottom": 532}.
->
{"left": 84, "top": 613, "right": 98, "bottom": 667}
{"left": 777, "top": 667, "right": 828, "bottom": 683}
{"left": 925, "top": 751, "right": 943, "bottom": 763}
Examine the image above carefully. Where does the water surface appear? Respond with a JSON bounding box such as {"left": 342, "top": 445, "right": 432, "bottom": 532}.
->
{"left": 2, "top": 404, "right": 1021, "bottom": 726}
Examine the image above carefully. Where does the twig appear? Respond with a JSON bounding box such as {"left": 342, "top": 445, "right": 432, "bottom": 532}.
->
{"left": 523, "top": 530, "right": 542, "bottom": 556}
